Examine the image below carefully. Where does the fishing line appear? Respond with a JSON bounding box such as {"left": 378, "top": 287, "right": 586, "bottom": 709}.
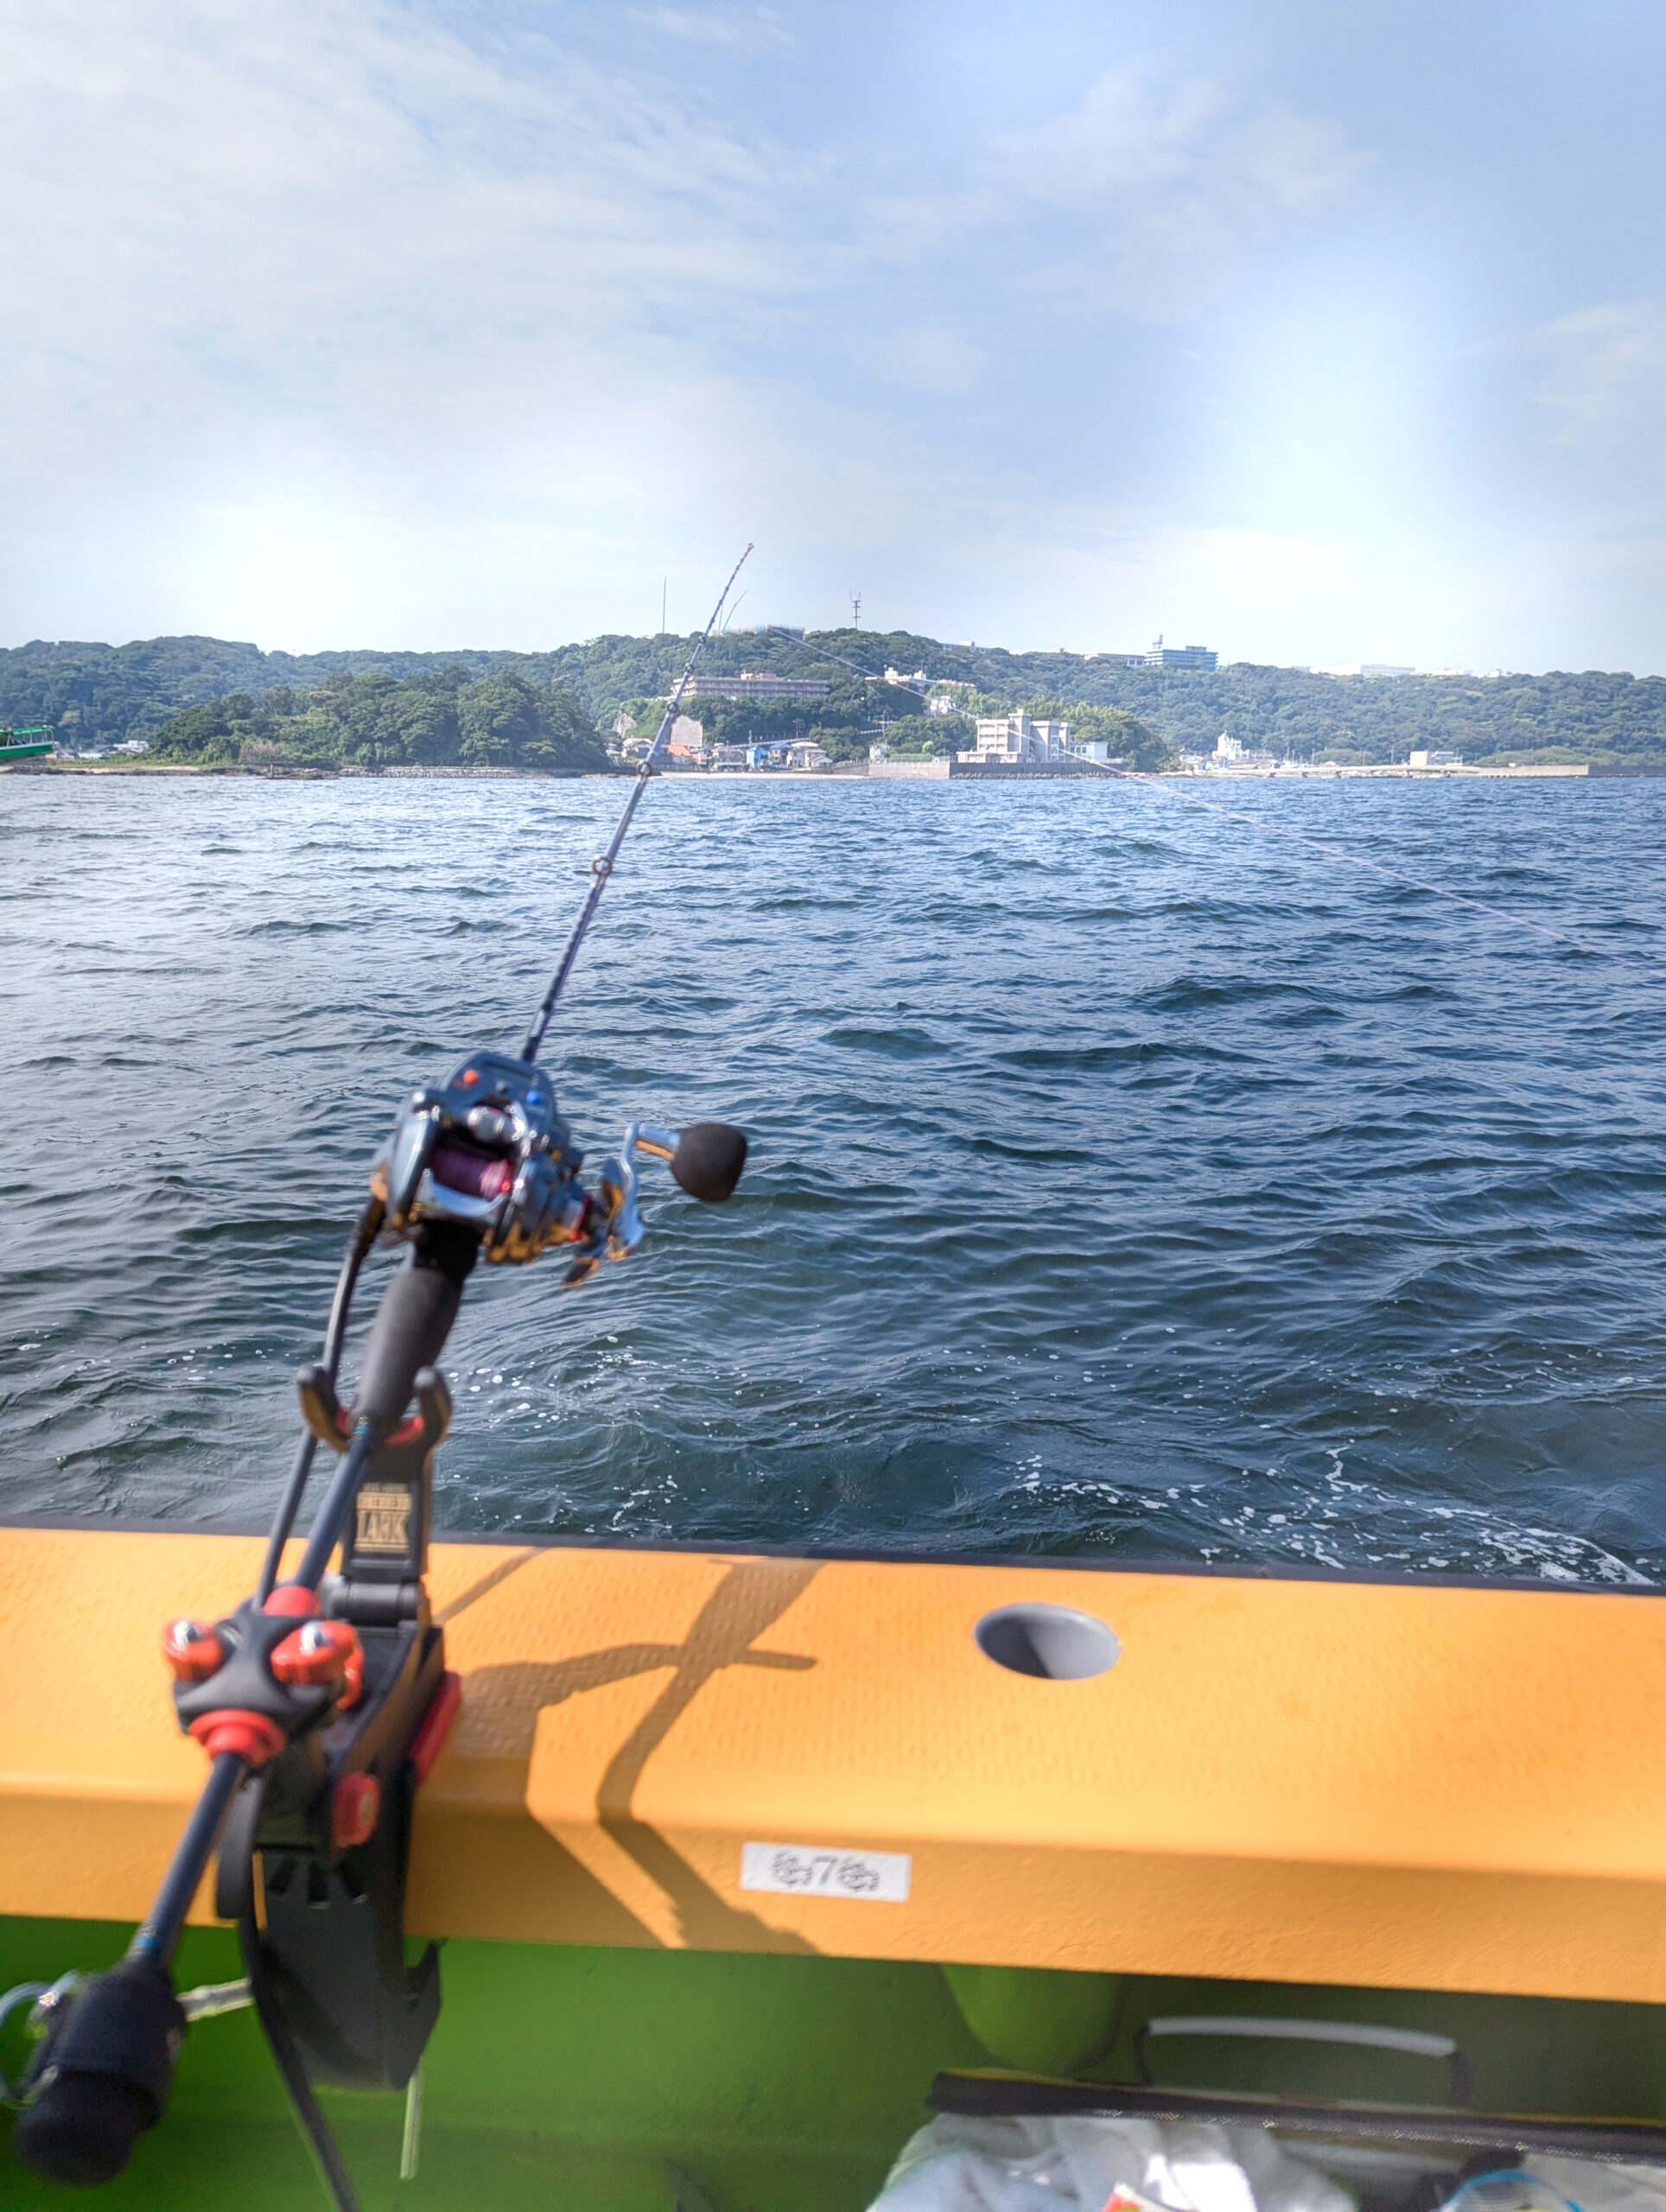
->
{"left": 762, "top": 629, "right": 939, "bottom": 706}
{"left": 765, "top": 629, "right": 1663, "bottom": 982}
{"left": 521, "top": 543, "right": 753, "bottom": 1064}
{"left": 1126, "top": 772, "right": 1666, "bottom": 982}
{"left": 261, "top": 550, "right": 754, "bottom": 1605}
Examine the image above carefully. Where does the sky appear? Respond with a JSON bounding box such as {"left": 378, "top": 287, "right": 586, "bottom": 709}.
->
{"left": 3, "top": 0, "right": 1666, "bottom": 671}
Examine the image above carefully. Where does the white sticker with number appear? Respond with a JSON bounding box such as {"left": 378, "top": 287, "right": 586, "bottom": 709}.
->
{"left": 740, "top": 1841, "right": 912, "bottom": 1903}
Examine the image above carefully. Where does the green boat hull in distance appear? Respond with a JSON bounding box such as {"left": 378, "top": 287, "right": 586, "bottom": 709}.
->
{"left": 0, "top": 729, "right": 54, "bottom": 759}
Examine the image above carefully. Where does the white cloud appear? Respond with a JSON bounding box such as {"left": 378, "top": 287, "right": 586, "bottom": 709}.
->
{"left": 8, "top": 1, "right": 1558, "bottom": 668}
{"left": 868, "top": 67, "right": 1364, "bottom": 315}
{"left": 0, "top": 0, "right": 803, "bottom": 441}
{"left": 873, "top": 323, "right": 983, "bottom": 394}
{"left": 0, "top": 4, "right": 1371, "bottom": 644}
{"left": 628, "top": 6, "right": 792, "bottom": 48}
{"left": 0, "top": 0, "right": 826, "bottom": 638}
{"left": 1534, "top": 302, "right": 1666, "bottom": 443}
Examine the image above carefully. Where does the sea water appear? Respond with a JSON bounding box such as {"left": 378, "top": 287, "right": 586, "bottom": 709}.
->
{"left": 3, "top": 771, "right": 1663, "bottom": 1582}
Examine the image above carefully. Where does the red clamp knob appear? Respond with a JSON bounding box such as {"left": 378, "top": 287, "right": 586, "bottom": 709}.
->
{"left": 188, "top": 1709, "right": 287, "bottom": 1767}
{"left": 263, "top": 1586, "right": 318, "bottom": 1619}
{"left": 270, "top": 1618, "right": 360, "bottom": 1688}
{"left": 162, "top": 1618, "right": 224, "bottom": 1682}
{"left": 331, "top": 1771, "right": 381, "bottom": 1849}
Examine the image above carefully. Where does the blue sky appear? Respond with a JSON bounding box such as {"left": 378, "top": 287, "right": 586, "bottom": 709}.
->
{"left": 4, "top": 0, "right": 1665, "bottom": 669}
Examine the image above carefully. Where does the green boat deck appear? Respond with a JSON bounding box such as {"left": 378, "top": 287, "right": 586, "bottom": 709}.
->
{"left": 6, "top": 1920, "right": 1666, "bottom": 2212}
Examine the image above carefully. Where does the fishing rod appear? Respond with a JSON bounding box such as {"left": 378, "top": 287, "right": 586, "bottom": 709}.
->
{"left": 246, "top": 542, "right": 755, "bottom": 1617}
{"left": 524, "top": 543, "right": 753, "bottom": 1062}
{"left": 10, "top": 553, "right": 755, "bottom": 2206}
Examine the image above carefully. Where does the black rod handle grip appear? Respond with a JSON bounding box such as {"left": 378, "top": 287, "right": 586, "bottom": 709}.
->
{"left": 11, "top": 1961, "right": 186, "bottom": 2185}
{"left": 351, "top": 1250, "right": 464, "bottom": 1434}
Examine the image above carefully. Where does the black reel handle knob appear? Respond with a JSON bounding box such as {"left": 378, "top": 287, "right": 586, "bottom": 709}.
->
{"left": 11, "top": 1961, "right": 185, "bottom": 2185}
{"left": 671, "top": 1122, "right": 747, "bottom": 1205}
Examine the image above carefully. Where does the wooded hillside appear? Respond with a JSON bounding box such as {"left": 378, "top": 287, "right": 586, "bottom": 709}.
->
{"left": 6, "top": 628, "right": 1666, "bottom": 767}
{"left": 144, "top": 668, "right": 607, "bottom": 773}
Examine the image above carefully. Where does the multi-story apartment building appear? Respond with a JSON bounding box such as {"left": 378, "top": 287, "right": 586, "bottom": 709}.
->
{"left": 678, "top": 672, "right": 830, "bottom": 702}
{"left": 963, "top": 712, "right": 1072, "bottom": 764}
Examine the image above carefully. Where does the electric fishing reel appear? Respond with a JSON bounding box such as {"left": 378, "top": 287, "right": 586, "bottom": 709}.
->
{"left": 373, "top": 1046, "right": 747, "bottom": 1282}
{"left": 375, "top": 1049, "right": 585, "bottom": 1265}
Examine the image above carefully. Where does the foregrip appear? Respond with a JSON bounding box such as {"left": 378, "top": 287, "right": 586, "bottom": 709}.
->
{"left": 351, "top": 1231, "right": 474, "bottom": 1433}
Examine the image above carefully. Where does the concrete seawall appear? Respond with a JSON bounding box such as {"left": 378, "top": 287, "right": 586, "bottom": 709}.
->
{"left": 868, "top": 757, "right": 1115, "bottom": 780}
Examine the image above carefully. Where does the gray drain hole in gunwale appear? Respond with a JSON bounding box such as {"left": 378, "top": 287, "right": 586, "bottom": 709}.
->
{"left": 975, "top": 1603, "right": 1120, "bottom": 1681}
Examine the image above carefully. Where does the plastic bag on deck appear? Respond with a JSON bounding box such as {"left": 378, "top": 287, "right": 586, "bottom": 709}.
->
{"left": 1434, "top": 2162, "right": 1666, "bottom": 2212}
{"left": 865, "top": 2113, "right": 1357, "bottom": 2212}
{"left": 1520, "top": 2161, "right": 1666, "bottom": 2212}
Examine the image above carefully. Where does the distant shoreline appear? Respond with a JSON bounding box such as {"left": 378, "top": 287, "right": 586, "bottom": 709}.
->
{"left": 0, "top": 760, "right": 624, "bottom": 781}
{"left": 3, "top": 757, "right": 1656, "bottom": 785}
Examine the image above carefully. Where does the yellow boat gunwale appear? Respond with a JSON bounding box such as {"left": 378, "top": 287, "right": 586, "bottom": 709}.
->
{"left": 3, "top": 1521, "right": 1663, "bottom": 2005}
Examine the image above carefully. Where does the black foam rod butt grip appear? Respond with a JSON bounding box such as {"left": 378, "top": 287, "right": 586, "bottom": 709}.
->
{"left": 671, "top": 1122, "right": 747, "bottom": 1205}
{"left": 352, "top": 1253, "right": 464, "bottom": 1432}
{"left": 12, "top": 1961, "right": 186, "bottom": 2185}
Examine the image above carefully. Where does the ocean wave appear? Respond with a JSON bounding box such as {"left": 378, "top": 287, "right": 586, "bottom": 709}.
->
{"left": 3, "top": 772, "right": 1663, "bottom": 1585}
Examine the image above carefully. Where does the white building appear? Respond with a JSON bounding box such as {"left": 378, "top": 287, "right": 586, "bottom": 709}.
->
{"left": 963, "top": 712, "right": 1071, "bottom": 765}
{"left": 680, "top": 672, "right": 830, "bottom": 702}
{"left": 1211, "top": 731, "right": 1279, "bottom": 769}
{"left": 1129, "top": 636, "right": 1218, "bottom": 671}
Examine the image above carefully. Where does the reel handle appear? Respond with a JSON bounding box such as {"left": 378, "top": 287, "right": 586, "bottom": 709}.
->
{"left": 669, "top": 1122, "right": 747, "bottom": 1205}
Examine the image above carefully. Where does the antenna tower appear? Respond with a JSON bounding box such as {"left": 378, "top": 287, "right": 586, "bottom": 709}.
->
{"left": 850, "top": 591, "right": 862, "bottom": 630}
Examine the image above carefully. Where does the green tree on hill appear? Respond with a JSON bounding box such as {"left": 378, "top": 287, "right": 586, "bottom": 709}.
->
{"left": 142, "top": 693, "right": 282, "bottom": 765}
{"left": 146, "top": 668, "right": 607, "bottom": 772}
{"left": 459, "top": 672, "right": 607, "bottom": 770}
{"left": 308, "top": 669, "right": 465, "bottom": 766}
